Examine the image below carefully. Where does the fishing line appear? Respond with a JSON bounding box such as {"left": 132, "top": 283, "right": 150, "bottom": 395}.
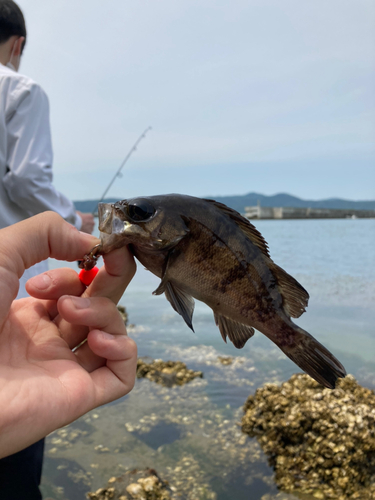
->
{"left": 77, "top": 126, "right": 152, "bottom": 270}
{"left": 93, "top": 126, "right": 152, "bottom": 215}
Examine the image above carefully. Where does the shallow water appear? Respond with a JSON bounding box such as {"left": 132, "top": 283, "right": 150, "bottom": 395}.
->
{"left": 43, "top": 218, "right": 375, "bottom": 500}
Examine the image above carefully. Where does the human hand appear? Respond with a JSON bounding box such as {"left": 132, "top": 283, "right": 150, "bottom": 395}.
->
{"left": 77, "top": 211, "right": 95, "bottom": 234}
{"left": 0, "top": 212, "right": 137, "bottom": 459}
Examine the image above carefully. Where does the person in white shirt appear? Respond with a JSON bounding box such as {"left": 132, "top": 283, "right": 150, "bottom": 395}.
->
{"left": 0, "top": 0, "right": 95, "bottom": 300}
{"left": 0, "top": 1, "right": 95, "bottom": 497}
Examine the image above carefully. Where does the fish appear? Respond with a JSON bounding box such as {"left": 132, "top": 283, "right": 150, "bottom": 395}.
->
{"left": 80, "top": 194, "right": 346, "bottom": 389}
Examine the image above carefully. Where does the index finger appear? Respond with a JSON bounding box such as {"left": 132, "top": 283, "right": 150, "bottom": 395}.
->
{"left": 0, "top": 212, "right": 98, "bottom": 323}
{"left": 83, "top": 245, "right": 136, "bottom": 304}
{"left": 53, "top": 244, "right": 136, "bottom": 349}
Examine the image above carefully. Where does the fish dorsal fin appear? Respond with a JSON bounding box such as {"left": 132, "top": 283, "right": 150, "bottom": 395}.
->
{"left": 203, "top": 199, "right": 270, "bottom": 258}
{"left": 270, "top": 263, "right": 309, "bottom": 318}
{"left": 204, "top": 199, "right": 309, "bottom": 319}
{"left": 214, "top": 313, "right": 255, "bottom": 349}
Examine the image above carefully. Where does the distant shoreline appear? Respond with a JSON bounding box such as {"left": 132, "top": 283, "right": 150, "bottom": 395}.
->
{"left": 74, "top": 192, "right": 375, "bottom": 216}
{"left": 244, "top": 206, "right": 375, "bottom": 220}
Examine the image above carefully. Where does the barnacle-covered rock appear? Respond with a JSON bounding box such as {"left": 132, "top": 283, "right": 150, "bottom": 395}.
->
{"left": 241, "top": 374, "right": 375, "bottom": 499}
{"left": 136, "top": 358, "right": 203, "bottom": 387}
{"left": 117, "top": 305, "right": 129, "bottom": 326}
{"left": 217, "top": 356, "right": 233, "bottom": 365}
{"left": 86, "top": 468, "right": 171, "bottom": 500}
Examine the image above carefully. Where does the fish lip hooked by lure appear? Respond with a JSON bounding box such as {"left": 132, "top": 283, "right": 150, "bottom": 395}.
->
{"left": 80, "top": 194, "right": 347, "bottom": 389}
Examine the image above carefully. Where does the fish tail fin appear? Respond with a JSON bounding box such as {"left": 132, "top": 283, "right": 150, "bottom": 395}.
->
{"left": 275, "top": 325, "right": 346, "bottom": 389}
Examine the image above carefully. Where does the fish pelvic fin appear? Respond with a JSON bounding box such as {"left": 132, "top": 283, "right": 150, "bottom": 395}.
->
{"left": 277, "top": 326, "right": 346, "bottom": 389}
{"left": 153, "top": 280, "right": 195, "bottom": 332}
{"left": 270, "top": 263, "right": 309, "bottom": 318}
{"left": 214, "top": 313, "right": 255, "bottom": 349}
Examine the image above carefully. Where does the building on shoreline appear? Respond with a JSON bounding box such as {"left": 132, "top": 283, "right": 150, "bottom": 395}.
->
{"left": 244, "top": 205, "right": 375, "bottom": 220}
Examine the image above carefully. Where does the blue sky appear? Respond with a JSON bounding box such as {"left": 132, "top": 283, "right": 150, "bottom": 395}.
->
{"left": 18, "top": 0, "right": 375, "bottom": 201}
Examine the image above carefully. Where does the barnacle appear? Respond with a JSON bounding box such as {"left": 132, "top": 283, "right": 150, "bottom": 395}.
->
{"left": 136, "top": 359, "right": 203, "bottom": 387}
{"left": 241, "top": 374, "right": 375, "bottom": 499}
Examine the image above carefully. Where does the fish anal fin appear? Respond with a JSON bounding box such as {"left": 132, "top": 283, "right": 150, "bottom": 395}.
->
{"left": 164, "top": 282, "right": 195, "bottom": 332}
{"left": 203, "top": 199, "right": 270, "bottom": 258}
{"left": 214, "top": 313, "right": 255, "bottom": 349}
{"left": 271, "top": 263, "right": 309, "bottom": 318}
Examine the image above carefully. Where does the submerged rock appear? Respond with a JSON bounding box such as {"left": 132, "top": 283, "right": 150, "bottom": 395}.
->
{"left": 86, "top": 468, "right": 171, "bottom": 500}
{"left": 241, "top": 374, "right": 375, "bottom": 499}
{"left": 86, "top": 458, "right": 217, "bottom": 500}
{"left": 217, "top": 356, "right": 234, "bottom": 365}
{"left": 136, "top": 358, "right": 203, "bottom": 387}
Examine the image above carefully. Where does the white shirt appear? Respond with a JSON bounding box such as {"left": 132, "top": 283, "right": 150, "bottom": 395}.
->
{"left": 0, "top": 63, "right": 82, "bottom": 298}
{"left": 0, "top": 62, "right": 82, "bottom": 230}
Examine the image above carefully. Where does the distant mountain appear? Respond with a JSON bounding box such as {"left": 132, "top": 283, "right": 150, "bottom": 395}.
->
{"left": 74, "top": 193, "right": 375, "bottom": 214}
{"left": 74, "top": 199, "right": 119, "bottom": 214}
{"left": 208, "top": 193, "right": 375, "bottom": 213}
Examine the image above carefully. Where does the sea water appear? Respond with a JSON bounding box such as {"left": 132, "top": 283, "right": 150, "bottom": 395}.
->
{"left": 42, "top": 218, "right": 375, "bottom": 500}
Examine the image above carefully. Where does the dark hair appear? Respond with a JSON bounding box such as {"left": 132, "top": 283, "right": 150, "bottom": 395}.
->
{"left": 0, "top": 0, "right": 26, "bottom": 51}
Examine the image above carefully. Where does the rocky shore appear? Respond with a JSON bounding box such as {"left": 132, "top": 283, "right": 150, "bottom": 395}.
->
{"left": 241, "top": 374, "right": 375, "bottom": 499}
{"left": 42, "top": 341, "right": 375, "bottom": 500}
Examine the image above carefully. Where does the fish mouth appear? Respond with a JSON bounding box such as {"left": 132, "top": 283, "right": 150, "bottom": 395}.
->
{"left": 98, "top": 203, "right": 149, "bottom": 247}
{"left": 98, "top": 203, "right": 130, "bottom": 235}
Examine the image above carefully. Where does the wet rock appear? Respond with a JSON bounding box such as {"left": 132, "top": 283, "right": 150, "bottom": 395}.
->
{"left": 217, "top": 356, "right": 233, "bottom": 365}
{"left": 241, "top": 374, "right": 375, "bottom": 499}
{"left": 260, "top": 494, "right": 294, "bottom": 500}
{"left": 86, "top": 459, "right": 217, "bottom": 500}
{"left": 136, "top": 358, "right": 203, "bottom": 387}
{"left": 117, "top": 305, "right": 129, "bottom": 326}
{"left": 163, "top": 454, "right": 217, "bottom": 500}
{"left": 94, "top": 445, "right": 111, "bottom": 453}
{"left": 86, "top": 468, "right": 171, "bottom": 499}
{"left": 48, "top": 427, "right": 89, "bottom": 450}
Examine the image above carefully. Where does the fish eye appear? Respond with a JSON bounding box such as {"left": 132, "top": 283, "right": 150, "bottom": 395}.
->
{"left": 127, "top": 199, "right": 156, "bottom": 222}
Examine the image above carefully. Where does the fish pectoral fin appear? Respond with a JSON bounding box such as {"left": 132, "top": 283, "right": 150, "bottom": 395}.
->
{"left": 214, "top": 313, "right": 255, "bottom": 349}
{"left": 163, "top": 282, "right": 195, "bottom": 332}
{"left": 152, "top": 247, "right": 177, "bottom": 296}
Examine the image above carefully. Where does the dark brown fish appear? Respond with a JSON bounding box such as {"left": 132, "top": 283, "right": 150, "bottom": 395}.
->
{"left": 81, "top": 194, "right": 346, "bottom": 388}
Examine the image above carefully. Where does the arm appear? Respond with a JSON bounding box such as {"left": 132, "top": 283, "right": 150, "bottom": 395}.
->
{"left": 3, "top": 82, "right": 82, "bottom": 229}
{"left": 77, "top": 210, "right": 95, "bottom": 234}
{"left": 0, "top": 212, "right": 137, "bottom": 458}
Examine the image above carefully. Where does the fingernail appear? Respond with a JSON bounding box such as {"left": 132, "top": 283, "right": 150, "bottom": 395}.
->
{"left": 70, "top": 296, "right": 91, "bottom": 309}
{"left": 100, "top": 331, "right": 116, "bottom": 341}
{"left": 31, "top": 273, "right": 52, "bottom": 290}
